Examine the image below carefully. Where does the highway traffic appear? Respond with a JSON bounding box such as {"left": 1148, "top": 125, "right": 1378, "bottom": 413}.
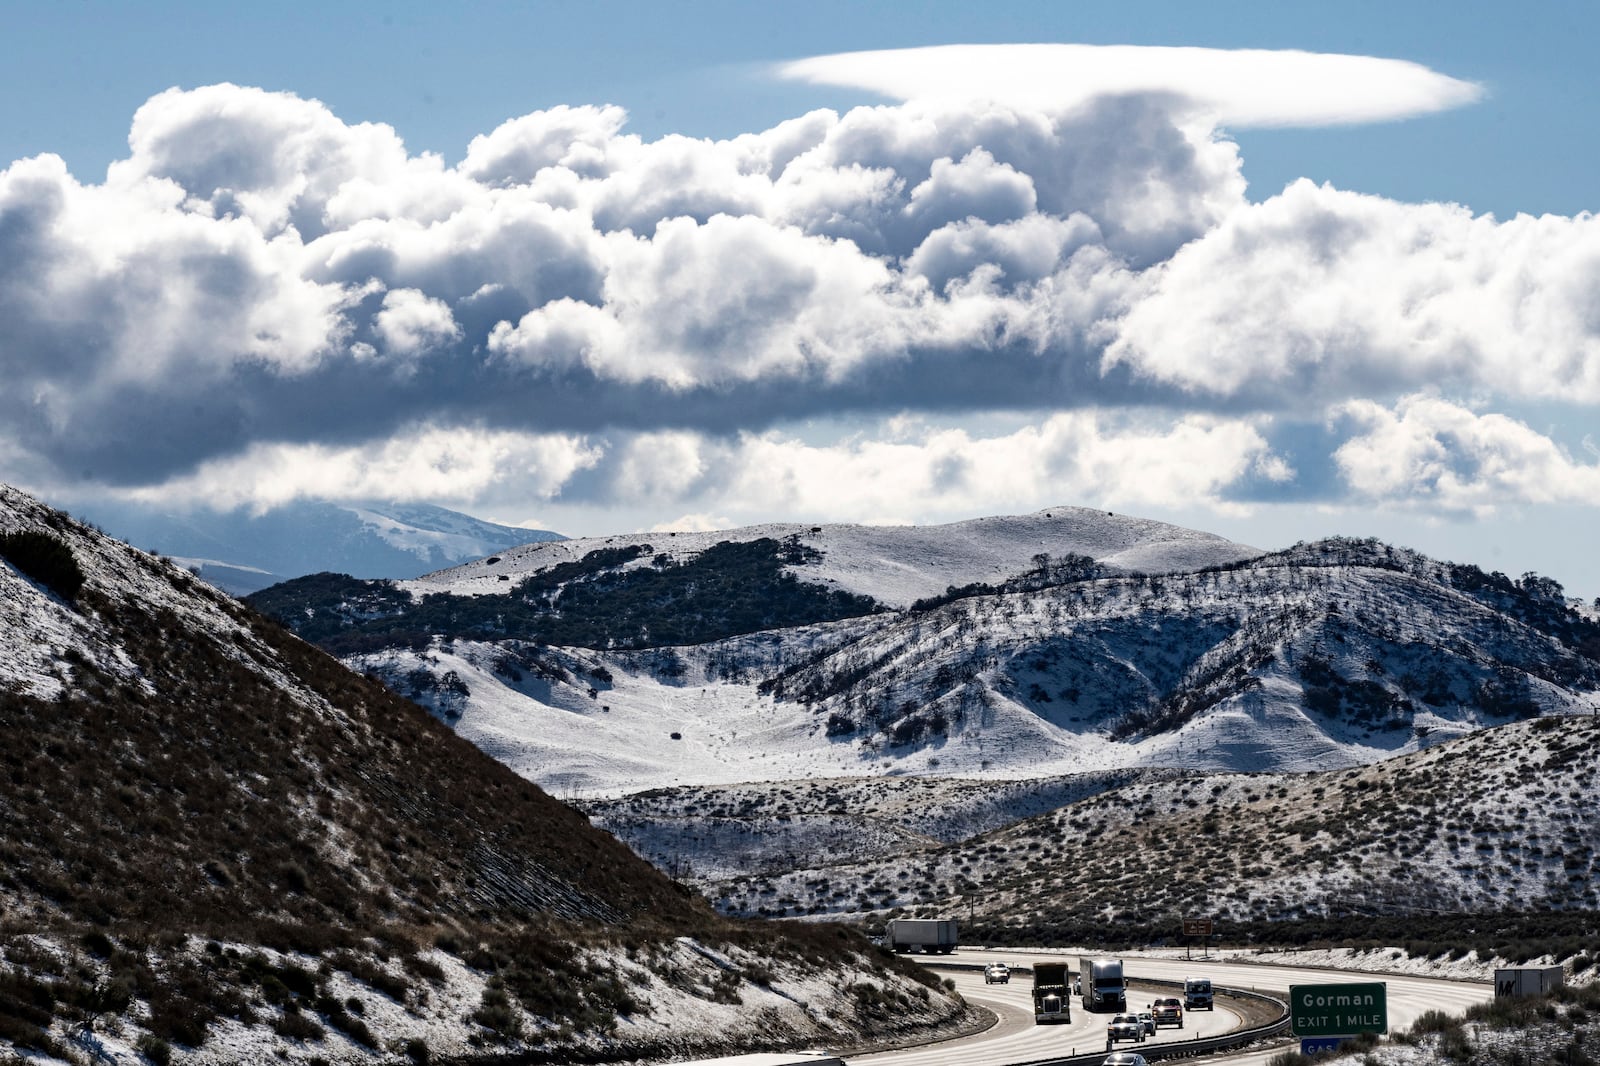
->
{"left": 847, "top": 950, "right": 1495, "bottom": 1066}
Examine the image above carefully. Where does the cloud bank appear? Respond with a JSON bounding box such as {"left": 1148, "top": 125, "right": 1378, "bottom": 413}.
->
{"left": 3, "top": 45, "right": 1598, "bottom": 538}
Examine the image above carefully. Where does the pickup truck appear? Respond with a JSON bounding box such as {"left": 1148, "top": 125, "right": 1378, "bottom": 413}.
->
{"left": 1151, "top": 997, "right": 1183, "bottom": 1029}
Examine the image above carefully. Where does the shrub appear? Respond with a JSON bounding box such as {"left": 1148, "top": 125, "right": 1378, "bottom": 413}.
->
{"left": 0, "top": 1014, "right": 58, "bottom": 1056}
{"left": 473, "top": 986, "right": 521, "bottom": 1039}
{"left": 0, "top": 530, "right": 85, "bottom": 601}
{"left": 273, "top": 1008, "right": 325, "bottom": 1041}
{"left": 81, "top": 931, "right": 114, "bottom": 959}
{"left": 1410, "top": 1009, "right": 1463, "bottom": 1034}
{"left": 138, "top": 1034, "right": 172, "bottom": 1065}
{"left": 146, "top": 994, "right": 210, "bottom": 1048}
{"left": 323, "top": 1006, "right": 377, "bottom": 1048}
{"left": 404, "top": 954, "right": 446, "bottom": 984}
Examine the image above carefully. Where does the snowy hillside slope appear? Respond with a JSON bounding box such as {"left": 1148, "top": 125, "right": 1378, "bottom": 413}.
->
{"left": 691, "top": 712, "right": 1600, "bottom": 927}
{"left": 759, "top": 538, "right": 1600, "bottom": 771}
{"left": 338, "top": 535, "right": 1600, "bottom": 797}
{"left": 0, "top": 484, "right": 965, "bottom": 1063}
{"left": 1, "top": 487, "right": 307, "bottom": 705}
{"left": 581, "top": 769, "right": 1186, "bottom": 880}
{"left": 406, "top": 505, "right": 1261, "bottom": 606}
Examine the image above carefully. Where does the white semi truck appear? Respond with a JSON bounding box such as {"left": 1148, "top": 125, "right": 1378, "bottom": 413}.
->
{"left": 884, "top": 918, "right": 958, "bottom": 954}
{"left": 1078, "top": 956, "right": 1127, "bottom": 1012}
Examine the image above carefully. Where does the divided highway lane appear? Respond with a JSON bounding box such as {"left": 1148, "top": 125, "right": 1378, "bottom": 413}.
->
{"left": 850, "top": 955, "right": 1244, "bottom": 1066}
{"left": 846, "top": 951, "right": 1493, "bottom": 1066}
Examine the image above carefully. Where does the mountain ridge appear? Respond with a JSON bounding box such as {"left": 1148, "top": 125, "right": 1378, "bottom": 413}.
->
{"left": 404, "top": 504, "right": 1264, "bottom": 608}
{"left": 249, "top": 510, "right": 1600, "bottom": 796}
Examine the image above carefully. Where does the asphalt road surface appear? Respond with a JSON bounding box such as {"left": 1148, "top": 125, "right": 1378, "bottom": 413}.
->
{"left": 847, "top": 950, "right": 1494, "bottom": 1066}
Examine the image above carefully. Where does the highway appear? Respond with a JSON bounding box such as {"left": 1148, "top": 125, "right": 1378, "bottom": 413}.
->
{"left": 847, "top": 950, "right": 1494, "bottom": 1066}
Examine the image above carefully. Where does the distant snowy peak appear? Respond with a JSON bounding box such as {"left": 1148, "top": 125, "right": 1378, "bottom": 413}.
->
{"left": 67, "top": 496, "right": 565, "bottom": 595}
{"left": 347, "top": 501, "right": 562, "bottom": 565}
{"left": 410, "top": 505, "right": 1262, "bottom": 607}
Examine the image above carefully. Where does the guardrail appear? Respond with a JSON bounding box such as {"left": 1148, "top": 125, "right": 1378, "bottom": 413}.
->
{"left": 925, "top": 964, "right": 1290, "bottom": 1066}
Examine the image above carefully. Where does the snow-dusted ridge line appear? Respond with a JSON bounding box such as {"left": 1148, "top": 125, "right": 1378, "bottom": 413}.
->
{"left": 0, "top": 484, "right": 329, "bottom": 714}
{"left": 403, "top": 505, "right": 1264, "bottom": 608}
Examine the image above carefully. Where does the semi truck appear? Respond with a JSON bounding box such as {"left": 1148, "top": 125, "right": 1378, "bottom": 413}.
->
{"left": 1184, "top": 976, "right": 1214, "bottom": 1010}
{"left": 884, "top": 918, "right": 958, "bottom": 954}
{"left": 1032, "top": 962, "right": 1072, "bottom": 1024}
{"left": 1078, "top": 957, "right": 1127, "bottom": 1013}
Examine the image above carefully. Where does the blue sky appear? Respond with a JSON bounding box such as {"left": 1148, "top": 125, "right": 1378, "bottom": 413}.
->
{"left": 7, "top": 1, "right": 1596, "bottom": 217}
{"left": 3, "top": 0, "right": 1600, "bottom": 599}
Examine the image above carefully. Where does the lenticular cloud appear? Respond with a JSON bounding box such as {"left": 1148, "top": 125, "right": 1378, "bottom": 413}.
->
{"left": 778, "top": 43, "right": 1483, "bottom": 128}
{"left": 3, "top": 45, "right": 1599, "bottom": 523}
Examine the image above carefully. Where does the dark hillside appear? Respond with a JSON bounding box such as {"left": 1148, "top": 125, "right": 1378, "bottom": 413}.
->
{"left": 0, "top": 486, "right": 962, "bottom": 1062}
{"left": 0, "top": 593, "right": 697, "bottom": 938}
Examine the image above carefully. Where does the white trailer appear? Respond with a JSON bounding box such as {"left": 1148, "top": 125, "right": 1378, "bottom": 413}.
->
{"left": 885, "top": 918, "right": 958, "bottom": 954}
{"left": 1495, "top": 966, "right": 1565, "bottom": 998}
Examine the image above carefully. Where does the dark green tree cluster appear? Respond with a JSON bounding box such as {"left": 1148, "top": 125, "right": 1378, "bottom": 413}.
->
{"left": 250, "top": 537, "right": 881, "bottom": 655}
{"left": 245, "top": 572, "right": 416, "bottom": 647}
{"left": 909, "top": 552, "right": 1099, "bottom": 612}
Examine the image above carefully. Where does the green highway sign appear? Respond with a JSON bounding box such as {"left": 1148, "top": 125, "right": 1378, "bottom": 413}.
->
{"left": 1290, "top": 982, "right": 1388, "bottom": 1037}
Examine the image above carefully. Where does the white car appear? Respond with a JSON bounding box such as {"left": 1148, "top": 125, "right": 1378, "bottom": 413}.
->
{"left": 984, "top": 962, "right": 1010, "bottom": 984}
{"left": 1102, "top": 1054, "right": 1149, "bottom": 1066}
{"left": 1107, "top": 1013, "right": 1145, "bottom": 1044}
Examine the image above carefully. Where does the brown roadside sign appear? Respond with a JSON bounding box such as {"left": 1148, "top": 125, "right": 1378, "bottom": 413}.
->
{"left": 1182, "top": 917, "right": 1214, "bottom": 936}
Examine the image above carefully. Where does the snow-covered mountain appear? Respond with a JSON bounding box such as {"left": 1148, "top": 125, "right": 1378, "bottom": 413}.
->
{"left": 72, "top": 497, "right": 563, "bottom": 595}
{"left": 251, "top": 509, "right": 1600, "bottom": 797}
{"left": 0, "top": 484, "right": 963, "bottom": 1062}
{"left": 240, "top": 501, "right": 1600, "bottom": 938}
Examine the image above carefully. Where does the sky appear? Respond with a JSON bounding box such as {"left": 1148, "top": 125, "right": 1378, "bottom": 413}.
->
{"left": 4, "top": 0, "right": 1600, "bottom": 600}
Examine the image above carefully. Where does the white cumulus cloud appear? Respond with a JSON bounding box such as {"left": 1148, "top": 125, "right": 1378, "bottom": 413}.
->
{"left": 1103, "top": 180, "right": 1600, "bottom": 405}
{"left": 1333, "top": 395, "right": 1600, "bottom": 514}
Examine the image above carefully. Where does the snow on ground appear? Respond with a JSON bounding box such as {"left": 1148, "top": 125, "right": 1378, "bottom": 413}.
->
{"left": 358, "top": 610, "right": 1600, "bottom": 799}
{"left": 0, "top": 485, "right": 292, "bottom": 706}
{"left": 997, "top": 942, "right": 1577, "bottom": 986}
{"left": 353, "top": 505, "right": 1600, "bottom": 801}
{"left": 356, "top": 636, "right": 1141, "bottom": 797}
{"left": 403, "top": 506, "right": 1262, "bottom": 607}
{"left": 24, "top": 933, "right": 958, "bottom": 1066}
